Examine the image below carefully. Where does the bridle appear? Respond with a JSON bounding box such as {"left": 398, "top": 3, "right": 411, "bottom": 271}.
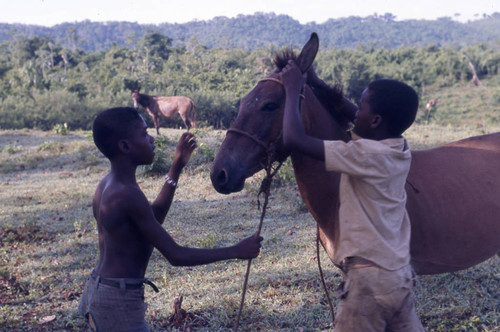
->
{"left": 226, "top": 127, "right": 271, "bottom": 152}
{"left": 227, "top": 78, "right": 283, "bottom": 142}
{"left": 225, "top": 76, "right": 302, "bottom": 161}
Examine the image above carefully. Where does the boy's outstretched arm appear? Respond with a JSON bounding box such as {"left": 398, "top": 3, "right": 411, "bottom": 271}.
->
{"left": 152, "top": 132, "right": 197, "bottom": 224}
{"left": 281, "top": 60, "right": 325, "bottom": 161}
{"left": 164, "top": 232, "right": 263, "bottom": 266}
{"left": 126, "top": 187, "right": 263, "bottom": 266}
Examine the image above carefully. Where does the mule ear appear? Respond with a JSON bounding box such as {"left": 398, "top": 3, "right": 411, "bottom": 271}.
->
{"left": 296, "top": 32, "right": 319, "bottom": 74}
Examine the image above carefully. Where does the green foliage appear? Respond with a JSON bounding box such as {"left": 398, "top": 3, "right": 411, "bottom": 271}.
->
{"left": 38, "top": 141, "right": 64, "bottom": 152}
{"left": 67, "top": 82, "right": 87, "bottom": 99}
{"left": 187, "top": 142, "right": 215, "bottom": 168}
{"left": 0, "top": 28, "right": 500, "bottom": 131}
{"left": 4, "top": 143, "right": 19, "bottom": 155}
{"left": 52, "top": 122, "right": 68, "bottom": 135}
{"left": 77, "top": 144, "right": 101, "bottom": 167}
{"left": 123, "top": 78, "right": 140, "bottom": 91}
{"left": 192, "top": 232, "right": 219, "bottom": 248}
{"left": 139, "top": 31, "right": 172, "bottom": 60}
{"left": 1, "top": 14, "right": 500, "bottom": 51}
{"left": 139, "top": 135, "right": 174, "bottom": 176}
{"left": 274, "top": 159, "right": 296, "bottom": 188}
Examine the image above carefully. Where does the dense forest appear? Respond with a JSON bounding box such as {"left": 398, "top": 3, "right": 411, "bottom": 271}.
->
{"left": 1, "top": 12, "right": 500, "bottom": 51}
{"left": 0, "top": 13, "right": 499, "bottom": 131}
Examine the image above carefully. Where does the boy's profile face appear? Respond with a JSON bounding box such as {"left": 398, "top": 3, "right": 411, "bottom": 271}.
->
{"left": 125, "top": 116, "right": 156, "bottom": 165}
{"left": 353, "top": 88, "right": 379, "bottom": 139}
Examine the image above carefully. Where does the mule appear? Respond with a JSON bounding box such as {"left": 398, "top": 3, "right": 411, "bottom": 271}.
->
{"left": 425, "top": 98, "right": 439, "bottom": 112}
{"left": 210, "top": 33, "right": 500, "bottom": 275}
{"left": 132, "top": 90, "right": 197, "bottom": 135}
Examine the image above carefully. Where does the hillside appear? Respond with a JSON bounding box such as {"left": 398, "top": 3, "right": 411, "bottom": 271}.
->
{"left": 0, "top": 13, "right": 499, "bottom": 132}
{"left": 1, "top": 12, "right": 499, "bottom": 51}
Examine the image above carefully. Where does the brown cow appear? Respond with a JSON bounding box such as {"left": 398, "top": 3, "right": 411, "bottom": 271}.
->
{"left": 132, "top": 90, "right": 197, "bottom": 135}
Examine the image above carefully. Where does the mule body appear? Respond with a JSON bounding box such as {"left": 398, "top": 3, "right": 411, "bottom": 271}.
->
{"left": 288, "top": 104, "right": 500, "bottom": 274}
{"left": 210, "top": 34, "right": 500, "bottom": 275}
{"left": 132, "top": 91, "right": 197, "bottom": 135}
{"left": 406, "top": 134, "right": 500, "bottom": 273}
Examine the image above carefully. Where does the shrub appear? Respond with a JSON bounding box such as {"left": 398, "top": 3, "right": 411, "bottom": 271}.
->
{"left": 139, "top": 135, "right": 174, "bottom": 176}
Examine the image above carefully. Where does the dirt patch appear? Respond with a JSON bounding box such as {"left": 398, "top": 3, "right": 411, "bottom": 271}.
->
{"left": 0, "top": 223, "right": 55, "bottom": 245}
{"left": 0, "top": 272, "right": 29, "bottom": 304}
{"left": 163, "top": 296, "right": 209, "bottom": 331}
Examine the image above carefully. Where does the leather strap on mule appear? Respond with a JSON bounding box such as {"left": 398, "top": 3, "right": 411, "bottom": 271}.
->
{"left": 227, "top": 77, "right": 304, "bottom": 157}
{"left": 226, "top": 128, "right": 269, "bottom": 152}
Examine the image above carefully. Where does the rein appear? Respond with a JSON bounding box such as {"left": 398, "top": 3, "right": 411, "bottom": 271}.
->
{"left": 230, "top": 80, "right": 284, "bottom": 330}
{"left": 233, "top": 129, "right": 283, "bottom": 332}
{"left": 232, "top": 76, "right": 335, "bottom": 330}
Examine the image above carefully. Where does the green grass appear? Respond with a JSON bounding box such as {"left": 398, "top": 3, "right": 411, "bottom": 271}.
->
{"left": 0, "top": 125, "right": 499, "bottom": 331}
{"left": 416, "top": 78, "right": 500, "bottom": 127}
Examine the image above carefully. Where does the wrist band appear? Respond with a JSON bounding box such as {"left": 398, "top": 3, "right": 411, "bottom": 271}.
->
{"left": 164, "top": 175, "right": 178, "bottom": 188}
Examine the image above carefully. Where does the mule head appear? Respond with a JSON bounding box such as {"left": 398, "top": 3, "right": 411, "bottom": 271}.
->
{"left": 210, "top": 33, "right": 320, "bottom": 194}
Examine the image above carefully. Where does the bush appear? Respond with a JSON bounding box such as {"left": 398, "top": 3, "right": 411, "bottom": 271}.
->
{"left": 139, "top": 135, "right": 175, "bottom": 176}
{"left": 274, "top": 159, "right": 296, "bottom": 188}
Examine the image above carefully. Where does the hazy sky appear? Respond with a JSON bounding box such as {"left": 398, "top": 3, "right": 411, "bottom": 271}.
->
{"left": 1, "top": 0, "right": 498, "bottom": 26}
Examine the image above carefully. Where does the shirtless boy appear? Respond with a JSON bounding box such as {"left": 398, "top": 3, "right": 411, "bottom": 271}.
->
{"left": 79, "top": 107, "right": 262, "bottom": 331}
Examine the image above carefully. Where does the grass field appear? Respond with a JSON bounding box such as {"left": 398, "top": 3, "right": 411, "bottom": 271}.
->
{"left": 0, "top": 125, "right": 499, "bottom": 331}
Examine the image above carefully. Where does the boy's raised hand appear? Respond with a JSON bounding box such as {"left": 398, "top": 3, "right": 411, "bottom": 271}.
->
{"left": 174, "top": 132, "right": 197, "bottom": 168}
{"left": 281, "top": 60, "right": 306, "bottom": 94}
{"left": 234, "top": 232, "right": 264, "bottom": 259}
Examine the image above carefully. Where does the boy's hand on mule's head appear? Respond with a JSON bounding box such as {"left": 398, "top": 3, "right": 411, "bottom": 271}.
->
{"left": 280, "top": 60, "right": 306, "bottom": 94}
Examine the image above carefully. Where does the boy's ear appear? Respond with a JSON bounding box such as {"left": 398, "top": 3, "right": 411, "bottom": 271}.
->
{"left": 370, "top": 114, "right": 383, "bottom": 128}
{"left": 118, "top": 139, "right": 130, "bottom": 154}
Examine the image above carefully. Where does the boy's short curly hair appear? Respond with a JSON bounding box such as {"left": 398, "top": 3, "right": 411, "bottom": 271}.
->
{"left": 92, "top": 107, "right": 143, "bottom": 159}
{"left": 367, "top": 79, "right": 419, "bottom": 136}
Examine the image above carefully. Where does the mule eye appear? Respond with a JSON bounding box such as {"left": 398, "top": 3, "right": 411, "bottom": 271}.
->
{"left": 261, "top": 102, "right": 278, "bottom": 112}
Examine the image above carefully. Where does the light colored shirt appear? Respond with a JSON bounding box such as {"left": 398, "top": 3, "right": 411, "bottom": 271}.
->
{"left": 324, "top": 133, "right": 411, "bottom": 270}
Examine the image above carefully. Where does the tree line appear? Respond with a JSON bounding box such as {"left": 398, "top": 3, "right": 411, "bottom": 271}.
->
{"left": 0, "top": 31, "right": 499, "bottom": 131}
{"left": 1, "top": 12, "right": 499, "bottom": 52}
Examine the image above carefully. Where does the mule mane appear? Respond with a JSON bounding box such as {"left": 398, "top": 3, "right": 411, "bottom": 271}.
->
{"left": 273, "top": 49, "right": 352, "bottom": 131}
{"left": 273, "top": 48, "right": 297, "bottom": 71}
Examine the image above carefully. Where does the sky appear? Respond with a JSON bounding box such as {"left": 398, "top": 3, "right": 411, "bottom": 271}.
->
{"left": 1, "top": 0, "right": 498, "bottom": 26}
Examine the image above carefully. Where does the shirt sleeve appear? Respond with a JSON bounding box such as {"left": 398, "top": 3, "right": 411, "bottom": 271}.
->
{"left": 324, "top": 140, "right": 379, "bottom": 177}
